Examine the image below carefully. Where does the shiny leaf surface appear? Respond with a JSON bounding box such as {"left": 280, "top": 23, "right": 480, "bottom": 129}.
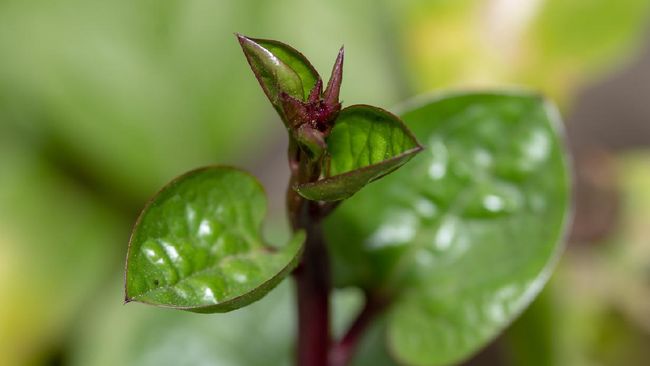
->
{"left": 296, "top": 105, "right": 422, "bottom": 201}
{"left": 324, "top": 92, "right": 570, "bottom": 365}
{"left": 237, "top": 34, "right": 320, "bottom": 123}
{"left": 125, "top": 167, "right": 305, "bottom": 313}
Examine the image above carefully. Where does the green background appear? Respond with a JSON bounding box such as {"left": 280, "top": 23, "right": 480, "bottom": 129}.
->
{"left": 1, "top": 0, "right": 650, "bottom": 365}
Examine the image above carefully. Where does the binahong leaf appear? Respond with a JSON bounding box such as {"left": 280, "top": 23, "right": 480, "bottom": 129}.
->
{"left": 324, "top": 92, "right": 571, "bottom": 366}
{"left": 295, "top": 105, "right": 423, "bottom": 201}
{"left": 125, "top": 167, "right": 305, "bottom": 313}
{"left": 237, "top": 34, "right": 320, "bottom": 124}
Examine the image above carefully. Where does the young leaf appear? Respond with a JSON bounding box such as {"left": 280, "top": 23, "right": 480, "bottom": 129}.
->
{"left": 125, "top": 167, "right": 305, "bottom": 313}
{"left": 295, "top": 105, "right": 423, "bottom": 201}
{"left": 323, "top": 92, "right": 570, "bottom": 366}
{"left": 236, "top": 34, "right": 320, "bottom": 123}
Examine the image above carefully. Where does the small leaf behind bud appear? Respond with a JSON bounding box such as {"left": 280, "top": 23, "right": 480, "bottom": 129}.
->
{"left": 295, "top": 124, "right": 327, "bottom": 159}
{"left": 295, "top": 105, "right": 422, "bottom": 201}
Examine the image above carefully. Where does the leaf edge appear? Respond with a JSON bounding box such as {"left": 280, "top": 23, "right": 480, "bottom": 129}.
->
{"left": 123, "top": 165, "right": 306, "bottom": 313}
{"left": 382, "top": 90, "right": 574, "bottom": 366}
{"left": 294, "top": 104, "right": 424, "bottom": 202}
{"left": 236, "top": 33, "right": 321, "bottom": 103}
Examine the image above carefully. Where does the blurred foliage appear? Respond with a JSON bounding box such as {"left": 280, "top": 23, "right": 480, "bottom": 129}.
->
{"left": 503, "top": 153, "right": 650, "bottom": 366}
{"left": 1, "top": 0, "right": 649, "bottom": 365}
{"left": 609, "top": 153, "right": 650, "bottom": 334}
{"left": 392, "top": 0, "right": 650, "bottom": 104}
{"left": 0, "top": 131, "right": 125, "bottom": 366}
{"left": 69, "top": 280, "right": 365, "bottom": 366}
{"left": 71, "top": 280, "right": 297, "bottom": 366}
{"left": 0, "top": 0, "right": 407, "bottom": 201}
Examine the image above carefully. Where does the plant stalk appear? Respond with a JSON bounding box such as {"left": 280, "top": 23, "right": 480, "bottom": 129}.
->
{"left": 294, "top": 210, "right": 331, "bottom": 366}
{"left": 329, "top": 294, "right": 386, "bottom": 366}
{"left": 288, "top": 147, "right": 331, "bottom": 366}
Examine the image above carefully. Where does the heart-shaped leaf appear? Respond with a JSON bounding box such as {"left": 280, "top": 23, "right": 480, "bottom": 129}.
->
{"left": 125, "top": 167, "right": 305, "bottom": 313}
{"left": 324, "top": 92, "right": 570, "bottom": 365}
{"left": 237, "top": 34, "right": 320, "bottom": 122}
{"left": 296, "top": 105, "right": 423, "bottom": 201}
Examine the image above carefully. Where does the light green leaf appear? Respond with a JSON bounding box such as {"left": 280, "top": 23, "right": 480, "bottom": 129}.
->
{"left": 125, "top": 167, "right": 305, "bottom": 313}
{"left": 237, "top": 35, "right": 320, "bottom": 116}
{"left": 324, "top": 92, "right": 570, "bottom": 366}
{"left": 296, "top": 105, "right": 422, "bottom": 201}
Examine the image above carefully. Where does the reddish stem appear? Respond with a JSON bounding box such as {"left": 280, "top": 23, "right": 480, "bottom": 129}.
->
{"left": 289, "top": 152, "right": 331, "bottom": 366}
{"left": 330, "top": 295, "right": 386, "bottom": 366}
{"left": 294, "top": 213, "right": 330, "bottom": 366}
{"left": 288, "top": 133, "right": 379, "bottom": 365}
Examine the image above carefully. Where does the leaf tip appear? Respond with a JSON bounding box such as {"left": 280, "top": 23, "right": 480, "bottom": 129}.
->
{"left": 234, "top": 32, "right": 250, "bottom": 45}
{"left": 413, "top": 142, "right": 425, "bottom": 154}
{"left": 307, "top": 78, "right": 323, "bottom": 102}
{"left": 324, "top": 46, "right": 344, "bottom": 106}
{"left": 235, "top": 33, "right": 264, "bottom": 57}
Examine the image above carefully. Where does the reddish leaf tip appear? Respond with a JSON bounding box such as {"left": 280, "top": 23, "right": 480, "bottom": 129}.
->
{"left": 235, "top": 33, "right": 247, "bottom": 45}
{"left": 235, "top": 34, "right": 262, "bottom": 52}
{"left": 308, "top": 79, "right": 323, "bottom": 102}
{"left": 324, "top": 47, "right": 344, "bottom": 106}
{"left": 235, "top": 33, "right": 249, "bottom": 42}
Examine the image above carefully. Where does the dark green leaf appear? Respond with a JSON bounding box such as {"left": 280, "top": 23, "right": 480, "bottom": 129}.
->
{"left": 237, "top": 34, "right": 320, "bottom": 122}
{"left": 125, "top": 167, "right": 305, "bottom": 313}
{"left": 296, "top": 105, "right": 422, "bottom": 201}
{"left": 324, "top": 92, "right": 571, "bottom": 365}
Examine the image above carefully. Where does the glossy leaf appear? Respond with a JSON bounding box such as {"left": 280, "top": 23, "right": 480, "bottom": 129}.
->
{"left": 237, "top": 34, "right": 320, "bottom": 123}
{"left": 296, "top": 105, "right": 422, "bottom": 201}
{"left": 125, "top": 167, "right": 305, "bottom": 313}
{"left": 324, "top": 92, "right": 571, "bottom": 366}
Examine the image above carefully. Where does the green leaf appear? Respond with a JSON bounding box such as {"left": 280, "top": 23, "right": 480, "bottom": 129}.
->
{"left": 296, "top": 105, "right": 422, "bottom": 201}
{"left": 125, "top": 166, "right": 305, "bottom": 313}
{"left": 324, "top": 92, "right": 571, "bottom": 366}
{"left": 237, "top": 34, "right": 320, "bottom": 121}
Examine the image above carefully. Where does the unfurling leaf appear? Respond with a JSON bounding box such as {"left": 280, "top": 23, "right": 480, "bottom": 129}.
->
{"left": 296, "top": 105, "right": 423, "bottom": 201}
{"left": 236, "top": 34, "right": 319, "bottom": 125}
{"left": 238, "top": 35, "right": 345, "bottom": 152}
{"left": 125, "top": 167, "right": 305, "bottom": 313}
